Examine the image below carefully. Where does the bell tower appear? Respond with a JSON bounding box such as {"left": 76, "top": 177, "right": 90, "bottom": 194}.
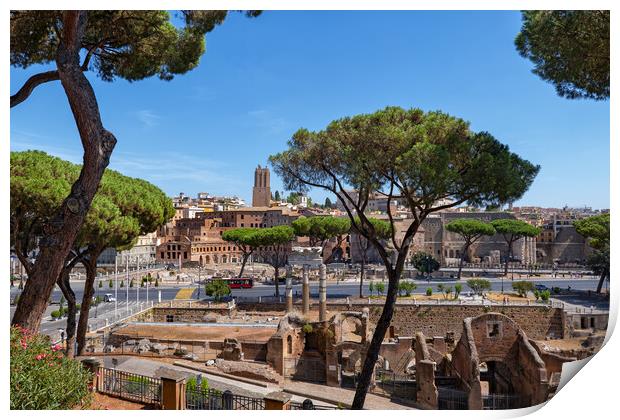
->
{"left": 252, "top": 165, "right": 271, "bottom": 207}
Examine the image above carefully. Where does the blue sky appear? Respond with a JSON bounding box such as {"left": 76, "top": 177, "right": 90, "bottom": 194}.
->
{"left": 10, "top": 10, "right": 610, "bottom": 209}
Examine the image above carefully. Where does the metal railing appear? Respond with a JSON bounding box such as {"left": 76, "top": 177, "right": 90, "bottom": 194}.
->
{"left": 438, "top": 387, "right": 469, "bottom": 410}
{"left": 97, "top": 367, "right": 161, "bottom": 405}
{"left": 288, "top": 400, "right": 336, "bottom": 410}
{"left": 373, "top": 368, "right": 417, "bottom": 401}
{"left": 186, "top": 389, "right": 265, "bottom": 410}
{"left": 482, "top": 393, "right": 524, "bottom": 410}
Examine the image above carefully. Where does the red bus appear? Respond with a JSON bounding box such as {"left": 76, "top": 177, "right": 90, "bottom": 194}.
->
{"left": 212, "top": 277, "right": 254, "bottom": 289}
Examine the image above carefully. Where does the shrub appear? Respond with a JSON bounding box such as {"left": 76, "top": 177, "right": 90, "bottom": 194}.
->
{"left": 205, "top": 279, "right": 231, "bottom": 302}
{"left": 302, "top": 323, "right": 313, "bottom": 334}
{"left": 466, "top": 279, "right": 491, "bottom": 295}
{"left": 109, "top": 279, "right": 113, "bottom": 288}
{"left": 441, "top": 286, "right": 453, "bottom": 300}
{"left": 98, "top": 280, "right": 103, "bottom": 288}
{"left": 376, "top": 282, "right": 385, "bottom": 295}
{"left": 186, "top": 376, "right": 210, "bottom": 395}
{"left": 512, "top": 281, "right": 534, "bottom": 297}
{"left": 534, "top": 290, "right": 540, "bottom": 301}
{"left": 129, "top": 279, "right": 134, "bottom": 288}
{"left": 398, "top": 281, "right": 416, "bottom": 297}
{"left": 50, "top": 310, "right": 61, "bottom": 320}
{"left": 10, "top": 326, "right": 92, "bottom": 409}
{"left": 368, "top": 281, "right": 375, "bottom": 296}
{"left": 454, "top": 284, "right": 463, "bottom": 298}
{"left": 426, "top": 287, "right": 433, "bottom": 296}
{"left": 540, "top": 290, "right": 551, "bottom": 302}
{"left": 120, "top": 280, "right": 125, "bottom": 288}
{"left": 552, "top": 287, "right": 561, "bottom": 294}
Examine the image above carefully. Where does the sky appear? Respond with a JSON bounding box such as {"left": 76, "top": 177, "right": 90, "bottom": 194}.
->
{"left": 10, "top": 10, "right": 610, "bottom": 209}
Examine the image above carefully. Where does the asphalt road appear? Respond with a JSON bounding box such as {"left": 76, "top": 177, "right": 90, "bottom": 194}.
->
{"left": 9, "top": 275, "right": 606, "bottom": 342}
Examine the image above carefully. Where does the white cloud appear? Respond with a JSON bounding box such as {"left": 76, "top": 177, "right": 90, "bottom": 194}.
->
{"left": 247, "top": 109, "right": 288, "bottom": 134}
{"left": 136, "top": 110, "right": 161, "bottom": 128}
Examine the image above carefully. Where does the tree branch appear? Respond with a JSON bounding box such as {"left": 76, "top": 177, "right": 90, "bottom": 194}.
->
{"left": 10, "top": 70, "right": 60, "bottom": 108}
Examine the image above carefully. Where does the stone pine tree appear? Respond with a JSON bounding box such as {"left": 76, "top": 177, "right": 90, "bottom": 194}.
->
{"left": 270, "top": 106, "right": 539, "bottom": 408}
{"left": 291, "top": 216, "right": 351, "bottom": 262}
{"left": 352, "top": 217, "right": 392, "bottom": 298}
{"left": 574, "top": 213, "right": 610, "bottom": 293}
{"left": 10, "top": 10, "right": 260, "bottom": 331}
{"left": 255, "top": 226, "right": 295, "bottom": 298}
{"left": 445, "top": 219, "right": 496, "bottom": 279}
{"left": 10, "top": 151, "right": 174, "bottom": 355}
{"left": 222, "top": 228, "right": 262, "bottom": 277}
{"left": 515, "top": 10, "right": 609, "bottom": 100}
{"left": 491, "top": 219, "right": 541, "bottom": 277}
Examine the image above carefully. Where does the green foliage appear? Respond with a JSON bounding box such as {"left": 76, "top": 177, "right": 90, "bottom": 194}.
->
{"left": 551, "top": 287, "right": 561, "bottom": 294}
{"left": 108, "top": 279, "right": 113, "bottom": 288}
{"left": 540, "top": 290, "right": 551, "bottom": 302}
{"left": 398, "top": 281, "right": 416, "bottom": 297}
{"left": 376, "top": 281, "right": 385, "bottom": 295}
{"left": 120, "top": 280, "right": 125, "bottom": 288}
{"left": 411, "top": 252, "right": 440, "bottom": 275}
{"left": 205, "top": 279, "right": 231, "bottom": 302}
{"left": 466, "top": 278, "right": 491, "bottom": 295}
{"left": 302, "top": 323, "right": 313, "bottom": 334}
{"left": 186, "top": 376, "right": 210, "bottom": 397}
{"left": 512, "top": 281, "right": 534, "bottom": 297}
{"left": 98, "top": 280, "right": 103, "bottom": 288}
{"left": 10, "top": 326, "right": 91, "bottom": 409}
{"left": 10, "top": 151, "right": 175, "bottom": 270}
{"left": 446, "top": 219, "right": 496, "bottom": 238}
{"left": 129, "top": 279, "right": 134, "bottom": 288}
{"left": 274, "top": 190, "right": 281, "bottom": 201}
{"left": 270, "top": 106, "right": 539, "bottom": 223}
{"left": 454, "top": 283, "right": 463, "bottom": 298}
{"left": 50, "top": 310, "right": 61, "bottom": 320}
{"left": 425, "top": 287, "right": 433, "bottom": 296}
{"left": 491, "top": 219, "right": 541, "bottom": 239}
{"left": 11, "top": 11, "right": 260, "bottom": 83}
{"left": 575, "top": 214, "right": 610, "bottom": 280}
{"left": 291, "top": 216, "right": 351, "bottom": 246}
{"left": 515, "top": 11, "right": 609, "bottom": 100}
{"left": 368, "top": 281, "right": 375, "bottom": 295}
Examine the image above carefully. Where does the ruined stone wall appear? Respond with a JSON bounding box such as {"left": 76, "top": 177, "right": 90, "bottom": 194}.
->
{"left": 134, "top": 306, "right": 232, "bottom": 323}
{"left": 374, "top": 305, "right": 566, "bottom": 341}
{"left": 236, "top": 302, "right": 566, "bottom": 341}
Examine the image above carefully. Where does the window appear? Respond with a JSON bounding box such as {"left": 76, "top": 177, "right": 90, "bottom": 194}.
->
{"left": 166, "top": 315, "right": 174, "bottom": 323}
{"left": 487, "top": 321, "right": 502, "bottom": 338}
{"left": 161, "top": 252, "right": 164, "bottom": 259}
{"left": 184, "top": 252, "right": 188, "bottom": 259}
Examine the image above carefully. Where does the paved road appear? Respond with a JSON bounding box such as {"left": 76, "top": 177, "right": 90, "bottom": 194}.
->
{"left": 9, "top": 275, "right": 607, "bottom": 342}
{"left": 10, "top": 276, "right": 605, "bottom": 303}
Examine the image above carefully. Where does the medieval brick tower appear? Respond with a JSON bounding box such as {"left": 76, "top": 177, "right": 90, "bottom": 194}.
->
{"left": 252, "top": 165, "right": 271, "bottom": 207}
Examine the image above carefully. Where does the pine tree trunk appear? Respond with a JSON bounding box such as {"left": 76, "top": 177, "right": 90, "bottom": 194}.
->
{"left": 457, "top": 243, "right": 468, "bottom": 280}
{"left": 351, "top": 268, "right": 400, "bottom": 409}
{"left": 274, "top": 266, "right": 280, "bottom": 297}
{"left": 56, "top": 263, "right": 78, "bottom": 357}
{"left": 596, "top": 271, "right": 606, "bottom": 294}
{"left": 238, "top": 253, "right": 250, "bottom": 277}
{"left": 11, "top": 12, "right": 117, "bottom": 332}
{"left": 76, "top": 252, "right": 100, "bottom": 355}
{"left": 359, "top": 257, "right": 365, "bottom": 298}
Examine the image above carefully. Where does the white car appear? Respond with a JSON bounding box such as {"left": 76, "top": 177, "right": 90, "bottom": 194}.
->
{"left": 103, "top": 294, "right": 117, "bottom": 303}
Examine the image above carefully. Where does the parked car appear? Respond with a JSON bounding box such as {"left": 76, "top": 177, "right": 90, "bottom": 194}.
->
{"left": 534, "top": 284, "right": 549, "bottom": 292}
{"left": 103, "top": 293, "right": 117, "bottom": 302}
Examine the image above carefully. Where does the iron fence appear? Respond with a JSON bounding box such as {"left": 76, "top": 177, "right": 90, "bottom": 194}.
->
{"left": 97, "top": 367, "right": 161, "bottom": 404}
{"left": 482, "top": 394, "right": 524, "bottom": 410}
{"left": 437, "top": 387, "right": 468, "bottom": 410}
{"left": 185, "top": 389, "right": 265, "bottom": 410}
{"left": 373, "top": 368, "right": 417, "bottom": 401}
{"left": 288, "top": 400, "right": 337, "bottom": 410}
